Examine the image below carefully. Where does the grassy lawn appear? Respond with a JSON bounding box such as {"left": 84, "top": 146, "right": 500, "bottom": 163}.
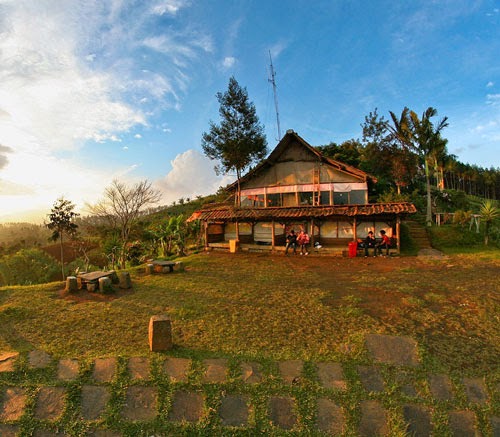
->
{"left": 0, "top": 251, "right": 499, "bottom": 435}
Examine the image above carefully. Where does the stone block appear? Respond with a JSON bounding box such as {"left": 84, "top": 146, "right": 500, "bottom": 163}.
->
{"left": 240, "top": 361, "right": 263, "bottom": 384}
{"left": 357, "top": 365, "right": 385, "bottom": 393}
{"left": 34, "top": 387, "right": 66, "bottom": 421}
{"left": 317, "top": 362, "right": 347, "bottom": 390}
{"left": 164, "top": 357, "right": 190, "bottom": 382}
{"left": 149, "top": 315, "right": 173, "bottom": 352}
{"left": 269, "top": 396, "right": 297, "bottom": 430}
{"left": 428, "top": 374, "right": 454, "bottom": 401}
{"left": 278, "top": 360, "right": 303, "bottom": 385}
{"left": 463, "top": 377, "right": 489, "bottom": 405}
{"left": 145, "top": 263, "right": 154, "bottom": 274}
{"left": 168, "top": 390, "right": 204, "bottom": 423}
{"left": 0, "top": 351, "right": 19, "bottom": 372}
{"left": 175, "top": 261, "right": 184, "bottom": 271}
{"left": 57, "top": 359, "right": 79, "bottom": 381}
{"left": 81, "top": 385, "right": 110, "bottom": 420}
{"left": 219, "top": 394, "right": 249, "bottom": 427}
{"left": 358, "top": 400, "right": 388, "bottom": 436}
{"left": 0, "top": 387, "right": 27, "bottom": 421}
{"left": 118, "top": 271, "right": 132, "bottom": 289}
{"left": 448, "top": 410, "right": 477, "bottom": 436}
{"left": 28, "top": 350, "right": 52, "bottom": 368}
{"left": 202, "top": 358, "right": 228, "bottom": 383}
{"left": 121, "top": 386, "right": 157, "bottom": 421}
{"left": 98, "top": 276, "right": 112, "bottom": 293}
{"left": 365, "top": 334, "right": 420, "bottom": 367}
{"left": 65, "top": 276, "right": 78, "bottom": 292}
{"left": 316, "top": 398, "right": 345, "bottom": 434}
{"left": 128, "top": 357, "right": 150, "bottom": 380}
{"left": 92, "top": 357, "right": 117, "bottom": 383}
{"left": 403, "top": 404, "right": 432, "bottom": 436}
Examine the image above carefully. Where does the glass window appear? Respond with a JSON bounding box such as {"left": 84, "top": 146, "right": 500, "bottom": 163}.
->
{"left": 299, "top": 192, "right": 313, "bottom": 205}
{"left": 350, "top": 190, "right": 366, "bottom": 204}
{"left": 320, "top": 191, "right": 330, "bottom": 205}
{"left": 333, "top": 192, "right": 348, "bottom": 205}
{"left": 267, "top": 193, "right": 281, "bottom": 207}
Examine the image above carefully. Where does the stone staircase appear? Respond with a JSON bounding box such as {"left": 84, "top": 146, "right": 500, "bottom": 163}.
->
{"left": 405, "top": 220, "right": 432, "bottom": 250}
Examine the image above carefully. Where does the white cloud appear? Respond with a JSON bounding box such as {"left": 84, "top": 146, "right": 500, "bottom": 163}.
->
{"left": 486, "top": 94, "right": 500, "bottom": 105}
{"left": 486, "top": 81, "right": 494, "bottom": 88}
{"left": 151, "top": 0, "right": 189, "bottom": 16}
{"left": 156, "top": 149, "right": 234, "bottom": 204}
{"left": 134, "top": 134, "right": 142, "bottom": 139}
{"left": 222, "top": 56, "right": 237, "bottom": 69}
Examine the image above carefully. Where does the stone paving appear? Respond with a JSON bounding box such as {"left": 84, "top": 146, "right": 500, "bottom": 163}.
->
{"left": 0, "top": 334, "right": 498, "bottom": 436}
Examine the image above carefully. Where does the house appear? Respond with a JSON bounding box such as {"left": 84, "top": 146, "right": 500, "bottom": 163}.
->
{"left": 188, "top": 130, "right": 416, "bottom": 253}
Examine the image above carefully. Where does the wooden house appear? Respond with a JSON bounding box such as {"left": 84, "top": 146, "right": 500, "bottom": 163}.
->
{"left": 188, "top": 130, "right": 416, "bottom": 253}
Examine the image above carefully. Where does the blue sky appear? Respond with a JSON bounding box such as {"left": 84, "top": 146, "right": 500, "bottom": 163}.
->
{"left": 0, "top": 0, "right": 499, "bottom": 222}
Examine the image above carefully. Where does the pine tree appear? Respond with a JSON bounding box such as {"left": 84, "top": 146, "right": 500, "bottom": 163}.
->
{"left": 202, "top": 76, "right": 267, "bottom": 205}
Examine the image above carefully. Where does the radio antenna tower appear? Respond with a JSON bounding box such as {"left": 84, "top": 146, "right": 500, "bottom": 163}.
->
{"left": 268, "top": 51, "right": 282, "bottom": 140}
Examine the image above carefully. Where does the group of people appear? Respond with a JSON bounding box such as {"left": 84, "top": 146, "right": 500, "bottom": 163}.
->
{"left": 285, "top": 228, "right": 391, "bottom": 257}
{"left": 285, "top": 229, "right": 310, "bottom": 255}
{"left": 358, "top": 230, "right": 391, "bottom": 257}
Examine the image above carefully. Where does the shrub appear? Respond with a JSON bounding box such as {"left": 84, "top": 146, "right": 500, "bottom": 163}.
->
{"left": 0, "top": 248, "right": 60, "bottom": 285}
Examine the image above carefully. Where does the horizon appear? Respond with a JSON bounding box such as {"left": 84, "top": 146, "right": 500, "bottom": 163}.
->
{"left": 1, "top": 0, "right": 499, "bottom": 224}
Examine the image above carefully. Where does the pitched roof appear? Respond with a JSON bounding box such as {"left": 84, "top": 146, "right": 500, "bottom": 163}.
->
{"left": 187, "top": 202, "right": 416, "bottom": 222}
{"left": 227, "top": 130, "right": 373, "bottom": 191}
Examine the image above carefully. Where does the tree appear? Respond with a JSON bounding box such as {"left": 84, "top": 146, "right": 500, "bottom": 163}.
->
{"left": 480, "top": 200, "right": 499, "bottom": 246}
{"left": 202, "top": 76, "right": 268, "bottom": 205}
{"left": 46, "top": 197, "right": 79, "bottom": 280}
{"left": 388, "top": 107, "right": 448, "bottom": 226}
{"left": 87, "top": 179, "right": 161, "bottom": 268}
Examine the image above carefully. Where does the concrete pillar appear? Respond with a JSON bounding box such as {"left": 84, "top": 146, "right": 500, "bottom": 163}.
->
{"left": 145, "top": 264, "right": 154, "bottom": 275}
{"left": 175, "top": 261, "right": 184, "bottom": 271}
{"left": 119, "top": 271, "right": 132, "bottom": 289}
{"left": 148, "top": 315, "right": 173, "bottom": 352}
{"left": 65, "top": 276, "right": 78, "bottom": 293}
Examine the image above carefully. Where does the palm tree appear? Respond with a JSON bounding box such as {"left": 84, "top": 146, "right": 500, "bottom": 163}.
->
{"left": 480, "top": 200, "right": 499, "bottom": 245}
{"left": 389, "top": 107, "right": 449, "bottom": 226}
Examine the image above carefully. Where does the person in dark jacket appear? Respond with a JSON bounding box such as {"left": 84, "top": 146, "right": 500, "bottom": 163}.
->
{"left": 285, "top": 230, "right": 297, "bottom": 255}
{"left": 358, "top": 231, "right": 376, "bottom": 257}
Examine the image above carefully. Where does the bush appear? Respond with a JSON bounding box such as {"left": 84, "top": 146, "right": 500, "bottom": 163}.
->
{"left": 428, "top": 225, "right": 483, "bottom": 249}
{"left": 0, "top": 248, "right": 60, "bottom": 285}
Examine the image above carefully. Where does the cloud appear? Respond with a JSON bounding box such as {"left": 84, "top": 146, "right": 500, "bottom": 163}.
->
{"left": 486, "top": 81, "right": 494, "bottom": 88}
{"left": 0, "top": 144, "right": 13, "bottom": 170}
{"left": 151, "top": 0, "right": 190, "bottom": 16}
{"left": 486, "top": 94, "right": 500, "bottom": 106}
{"left": 222, "top": 56, "right": 236, "bottom": 69}
{"left": 156, "top": 149, "right": 234, "bottom": 204}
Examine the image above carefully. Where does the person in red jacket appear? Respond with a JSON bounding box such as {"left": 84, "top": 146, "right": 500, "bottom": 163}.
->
{"left": 297, "top": 229, "right": 310, "bottom": 255}
{"left": 375, "top": 229, "right": 391, "bottom": 256}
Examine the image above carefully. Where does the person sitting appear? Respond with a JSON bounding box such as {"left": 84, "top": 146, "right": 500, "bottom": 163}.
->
{"left": 375, "top": 230, "right": 391, "bottom": 256}
{"left": 297, "top": 229, "right": 310, "bottom": 255}
{"left": 285, "top": 230, "right": 297, "bottom": 255}
{"left": 358, "top": 231, "right": 376, "bottom": 257}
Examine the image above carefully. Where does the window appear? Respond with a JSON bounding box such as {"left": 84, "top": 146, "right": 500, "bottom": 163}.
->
{"left": 350, "top": 190, "right": 366, "bottom": 204}
{"left": 333, "top": 192, "right": 348, "bottom": 205}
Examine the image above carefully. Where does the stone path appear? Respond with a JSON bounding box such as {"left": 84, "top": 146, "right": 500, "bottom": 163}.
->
{"left": 0, "top": 334, "right": 498, "bottom": 435}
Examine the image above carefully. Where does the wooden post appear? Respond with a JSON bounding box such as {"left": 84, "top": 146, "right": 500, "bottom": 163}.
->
{"left": 204, "top": 221, "right": 209, "bottom": 250}
{"left": 396, "top": 217, "right": 401, "bottom": 252}
{"left": 353, "top": 217, "right": 357, "bottom": 241}
{"left": 271, "top": 220, "right": 275, "bottom": 251}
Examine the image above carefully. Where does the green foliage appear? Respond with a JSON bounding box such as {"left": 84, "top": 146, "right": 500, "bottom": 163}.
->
{"left": 201, "top": 76, "right": 267, "bottom": 181}
{"left": 0, "top": 248, "right": 60, "bottom": 285}
{"left": 428, "top": 225, "right": 483, "bottom": 249}
{"left": 377, "top": 188, "right": 411, "bottom": 203}
{"left": 452, "top": 209, "right": 473, "bottom": 227}
{"left": 480, "top": 199, "right": 499, "bottom": 245}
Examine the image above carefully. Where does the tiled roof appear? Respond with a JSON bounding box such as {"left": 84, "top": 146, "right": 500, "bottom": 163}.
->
{"left": 187, "top": 202, "right": 417, "bottom": 222}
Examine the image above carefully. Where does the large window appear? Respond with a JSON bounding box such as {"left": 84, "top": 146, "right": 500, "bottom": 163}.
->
{"left": 350, "top": 190, "right": 366, "bottom": 204}
{"left": 333, "top": 192, "right": 348, "bottom": 205}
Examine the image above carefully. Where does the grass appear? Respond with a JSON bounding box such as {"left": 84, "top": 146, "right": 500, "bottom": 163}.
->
{"left": 0, "top": 251, "right": 499, "bottom": 435}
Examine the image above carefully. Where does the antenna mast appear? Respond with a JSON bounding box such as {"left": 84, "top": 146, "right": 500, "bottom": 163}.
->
{"left": 268, "top": 51, "right": 282, "bottom": 140}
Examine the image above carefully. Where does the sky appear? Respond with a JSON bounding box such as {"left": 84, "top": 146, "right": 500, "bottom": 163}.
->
{"left": 0, "top": 0, "right": 499, "bottom": 223}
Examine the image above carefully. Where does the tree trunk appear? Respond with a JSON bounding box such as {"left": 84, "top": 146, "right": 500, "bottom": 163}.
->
{"left": 425, "top": 160, "right": 432, "bottom": 227}
{"left": 59, "top": 234, "right": 65, "bottom": 280}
